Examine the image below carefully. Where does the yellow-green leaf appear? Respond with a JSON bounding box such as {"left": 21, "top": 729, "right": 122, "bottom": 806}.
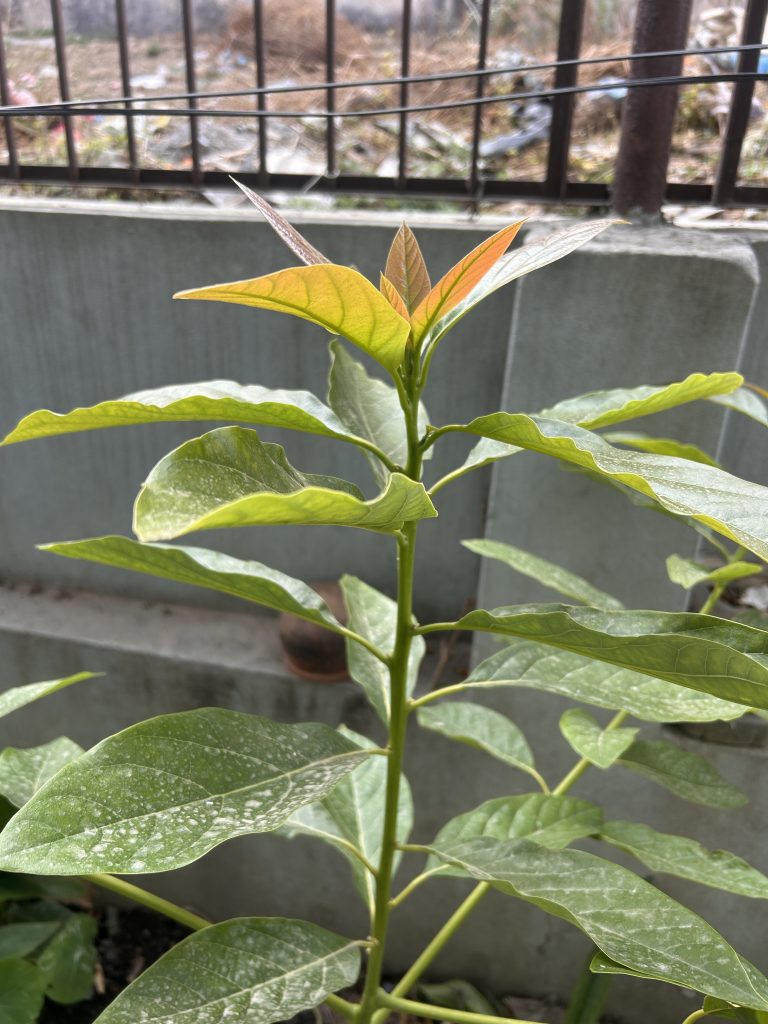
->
{"left": 379, "top": 274, "right": 410, "bottom": 321}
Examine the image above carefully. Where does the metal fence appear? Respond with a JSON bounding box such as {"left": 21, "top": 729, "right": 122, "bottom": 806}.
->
{"left": 0, "top": 0, "right": 767, "bottom": 210}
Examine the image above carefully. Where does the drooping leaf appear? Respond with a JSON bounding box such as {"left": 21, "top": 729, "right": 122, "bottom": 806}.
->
{"left": 0, "top": 921, "right": 61, "bottom": 959}
{"left": 2, "top": 382, "right": 367, "bottom": 448}
{"left": 0, "top": 960, "right": 47, "bottom": 1024}
{"left": 327, "top": 341, "right": 431, "bottom": 487}
{"left": 603, "top": 432, "right": 719, "bottom": 467}
{"left": 410, "top": 221, "right": 524, "bottom": 344}
{"left": 379, "top": 274, "right": 410, "bottom": 321}
{"left": 559, "top": 709, "right": 638, "bottom": 769}
{"left": 417, "top": 702, "right": 540, "bottom": 785}
{"left": 231, "top": 179, "right": 331, "bottom": 265}
{"left": 543, "top": 372, "right": 742, "bottom": 430}
{"left": 0, "top": 737, "right": 84, "bottom": 808}
{"left": 175, "top": 264, "right": 411, "bottom": 373}
{"left": 280, "top": 727, "right": 413, "bottom": 916}
{"left": 340, "top": 576, "right": 424, "bottom": 724}
{"left": 438, "top": 604, "right": 768, "bottom": 710}
{"left": 449, "top": 412, "right": 768, "bottom": 561}
{"left": 42, "top": 536, "right": 347, "bottom": 631}
{"left": 384, "top": 223, "right": 431, "bottom": 313}
{"left": 456, "top": 641, "right": 747, "bottom": 722}
{"left": 37, "top": 913, "right": 98, "bottom": 1004}
{"left": 426, "top": 837, "right": 768, "bottom": 1011}
{"left": 666, "top": 554, "right": 761, "bottom": 591}
{"left": 617, "top": 740, "right": 747, "bottom": 808}
{"left": 133, "top": 427, "right": 436, "bottom": 542}
{"left": 599, "top": 821, "right": 768, "bottom": 899}
{"left": 92, "top": 917, "right": 361, "bottom": 1024}
{"left": 0, "top": 673, "right": 97, "bottom": 721}
{"left": 0, "top": 710, "right": 373, "bottom": 874}
{"left": 710, "top": 386, "right": 768, "bottom": 428}
{"left": 463, "top": 538, "right": 623, "bottom": 611}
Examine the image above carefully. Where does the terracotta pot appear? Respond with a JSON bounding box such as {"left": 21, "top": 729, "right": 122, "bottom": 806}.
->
{"left": 278, "top": 581, "right": 349, "bottom": 681}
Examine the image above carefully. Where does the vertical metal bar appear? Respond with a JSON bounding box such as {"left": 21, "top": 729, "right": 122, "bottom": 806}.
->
{"left": 325, "top": 0, "right": 337, "bottom": 177}
{"left": 50, "top": 0, "right": 78, "bottom": 180}
{"left": 713, "top": 0, "right": 768, "bottom": 204}
{"left": 545, "top": 0, "right": 587, "bottom": 197}
{"left": 253, "top": 0, "right": 268, "bottom": 182}
{"left": 180, "top": 0, "right": 201, "bottom": 184}
{"left": 612, "top": 0, "right": 694, "bottom": 217}
{"left": 397, "top": 0, "right": 412, "bottom": 188}
{"left": 468, "top": 0, "right": 492, "bottom": 196}
{"left": 114, "top": 0, "right": 138, "bottom": 178}
{"left": 0, "top": 15, "right": 19, "bottom": 178}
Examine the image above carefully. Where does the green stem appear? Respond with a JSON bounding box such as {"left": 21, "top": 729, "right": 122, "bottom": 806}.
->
{"left": 389, "top": 866, "right": 448, "bottom": 909}
{"left": 375, "top": 992, "right": 542, "bottom": 1024}
{"left": 699, "top": 584, "right": 725, "bottom": 616}
{"left": 410, "top": 682, "right": 471, "bottom": 708}
{"left": 552, "top": 710, "right": 630, "bottom": 797}
{"left": 679, "top": 1010, "right": 712, "bottom": 1024}
{"left": 86, "top": 873, "right": 211, "bottom": 932}
{"left": 325, "top": 993, "right": 359, "bottom": 1020}
{"left": 337, "top": 626, "right": 390, "bottom": 665}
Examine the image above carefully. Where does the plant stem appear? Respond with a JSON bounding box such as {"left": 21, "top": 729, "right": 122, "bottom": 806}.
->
{"left": 325, "top": 993, "right": 359, "bottom": 1020}
{"left": 679, "top": 1010, "right": 712, "bottom": 1024}
{"left": 375, "top": 992, "right": 542, "bottom": 1024}
{"left": 389, "top": 866, "right": 448, "bottom": 909}
{"left": 699, "top": 584, "right": 725, "bottom": 616}
{"left": 86, "top": 873, "right": 211, "bottom": 932}
{"left": 552, "top": 710, "right": 630, "bottom": 797}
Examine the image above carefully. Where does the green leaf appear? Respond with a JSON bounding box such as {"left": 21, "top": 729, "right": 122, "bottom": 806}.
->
{"left": 0, "top": 873, "right": 87, "bottom": 905}
{"left": 454, "top": 642, "right": 750, "bottom": 723}
{"left": 710, "top": 386, "right": 768, "bottom": 428}
{"left": 280, "top": 727, "right": 413, "bottom": 916}
{"left": 36, "top": 913, "right": 98, "bottom": 1004}
{"left": 0, "top": 738, "right": 84, "bottom": 808}
{"left": 133, "top": 427, "right": 436, "bottom": 541}
{"left": 618, "top": 740, "right": 747, "bottom": 808}
{"left": 42, "top": 536, "right": 348, "bottom": 631}
{"left": 1, "top": 381, "right": 361, "bottom": 447}
{"left": 463, "top": 538, "right": 623, "bottom": 610}
{"left": 384, "top": 223, "right": 431, "bottom": 313}
{"left": 427, "top": 837, "right": 768, "bottom": 1011}
{"left": 559, "top": 709, "right": 638, "bottom": 769}
{"left": 702, "top": 995, "right": 768, "bottom": 1022}
{"left": 175, "top": 264, "right": 411, "bottom": 373}
{"left": 439, "top": 605, "right": 768, "bottom": 711}
{"left": 417, "top": 980, "right": 498, "bottom": 1017}
{"left": 0, "top": 709, "right": 373, "bottom": 874}
{"left": 543, "top": 372, "right": 742, "bottom": 430}
{"left": 603, "top": 432, "right": 719, "bottom": 467}
{"left": 417, "top": 702, "right": 540, "bottom": 785}
{"left": 451, "top": 412, "right": 768, "bottom": 561}
{"left": 0, "top": 960, "right": 47, "bottom": 1024}
{"left": 0, "top": 673, "right": 97, "bottom": 721}
{"left": 92, "top": 917, "right": 361, "bottom": 1024}
{"left": 600, "top": 821, "right": 768, "bottom": 899}
{"left": 0, "top": 921, "right": 61, "bottom": 958}
{"left": 327, "top": 341, "right": 431, "bottom": 486}
{"left": 666, "top": 555, "right": 761, "bottom": 591}
{"left": 340, "top": 576, "right": 424, "bottom": 723}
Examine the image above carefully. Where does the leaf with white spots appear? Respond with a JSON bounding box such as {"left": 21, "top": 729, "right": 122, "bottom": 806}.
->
{"left": 617, "top": 740, "right": 747, "bottom": 808}
{"left": 559, "top": 709, "right": 638, "bottom": 769}
{"left": 0, "top": 737, "right": 84, "bottom": 808}
{"left": 0, "top": 710, "right": 373, "bottom": 875}
{"left": 0, "top": 673, "right": 98, "bottom": 721}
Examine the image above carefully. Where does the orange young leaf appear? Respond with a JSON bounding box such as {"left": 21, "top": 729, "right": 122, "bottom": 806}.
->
{"left": 379, "top": 273, "right": 410, "bottom": 322}
{"left": 410, "top": 220, "right": 525, "bottom": 344}
{"left": 175, "top": 264, "right": 411, "bottom": 373}
{"left": 384, "top": 223, "right": 431, "bottom": 313}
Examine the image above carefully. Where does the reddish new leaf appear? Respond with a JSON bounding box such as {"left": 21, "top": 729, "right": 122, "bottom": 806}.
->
{"left": 232, "top": 178, "right": 331, "bottom": 266}
{"left": 384, "top": 223, "right": 431, "bottom": 313}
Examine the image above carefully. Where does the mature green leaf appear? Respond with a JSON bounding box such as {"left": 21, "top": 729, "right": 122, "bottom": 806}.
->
{"left": 441, "top": 605, "right": 768, "bottom": 710}
{"left": 559, "top": 710, "right": 638, "bottom": 769}
{"left": 280, "top": 727, "right": 412, "bottom": 916}
{"left": 37, "top": 913, "right": 98, "bottom": 1004}
{"left": 702, "top": 995, "right": 768, "bottom": 1022}
{"left": 463, "top": 538, "right": 623, "bottom": 610}
{"left": 0, "top": 960, "right": 47, "bottom": 1024}
{"left": 450, "top": 412, "right": 768, "bottom": 561}
{"left": 427, "top": 837, "right": 768, "bottom": 1011}
{"left": 0, "top": 673, "right": 97, "bottom": 721}
{"left": 417, "top": 702, "right": 540, "bottom": 784}
{"left": 231, "top": 180, "right": 331, "bottom": 265}
{"left": 452, "top": 437, "right": 522, "bottom": 479}
{"left": 0, "top": 709, "right": 373, "bottom": 874}
{"left": 453, "top": 642, "right": 749, "bottom": 723}
{"left": 327, "top": 341, "right": 431, "bottom": 486}
{"left": 0, "top": 738, "right": 83, "bottom": 808}
{"left": 543, "top": 372, "right": 742, "bottom": 430}
{"left": 175, "top": 264, "right": 411, "bottom": 373}
{"left": 93, "top": 917, "right": 361, "bottom": 1024}
{"left": 0, "top": 921, "right": 61, "bottom": 959}
{"left": 710, "top": 386, "right": 768, "bottom": 428}
{"left": 1, "top": 382, "right": 361, "bottom": 447}
{"left": 600, "top": 821, "right": 768, "bottom": 899}
{"left": 0, "top": 873, "right": 88, "bottom": 906}
{"left": 603, "top": 432, "right": 719, "bottom": 467}
{"left": 42, "top": 536, "right": 347, "bottom": 631}
{"left": 134, "top": 427, "right": 436, "bottom": 541}
{"left": 384, "top": 223, "right": 431, "bottom": 313}
{"left": 666, "top": 555, "right": 761, "bottom": 591}
{"left": 340, "top": 576, "right": 424, "bottom": 723}
{"left": 618, "top": 740, "right": 747, "bottom": 808}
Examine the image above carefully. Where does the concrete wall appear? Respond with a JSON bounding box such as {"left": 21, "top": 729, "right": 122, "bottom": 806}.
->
{"left": 1, "top": 198, "right": 768, "bottom": 1023}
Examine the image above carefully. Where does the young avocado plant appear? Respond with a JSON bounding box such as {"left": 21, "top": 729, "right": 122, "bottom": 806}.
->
{"left": 2, "top": 185, "right": 768, "bottom": 1024}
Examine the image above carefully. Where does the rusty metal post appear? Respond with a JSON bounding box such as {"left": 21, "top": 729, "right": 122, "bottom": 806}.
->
{"left": 612, "top": 0, "right": 694, "bottom": 217}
